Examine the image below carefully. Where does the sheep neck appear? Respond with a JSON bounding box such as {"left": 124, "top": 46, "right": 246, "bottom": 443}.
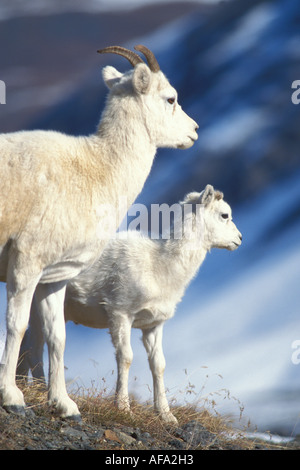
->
{"left": 161, "top": 226, "right": 208, "bottom": 288}
{"left": 93, "top": 97, "right": 156, "bottom": 205}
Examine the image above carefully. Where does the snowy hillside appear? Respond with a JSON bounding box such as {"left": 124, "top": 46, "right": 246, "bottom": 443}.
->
{"left": 1, "top": 0, "right": 300, "bottom": 435}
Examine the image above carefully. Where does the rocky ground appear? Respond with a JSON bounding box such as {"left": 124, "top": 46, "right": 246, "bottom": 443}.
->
{"left": 0, "top": 405, "right": 237, "bottom": 451}
{"left": 0, "top": 404, "right": 298, "bottom": 452}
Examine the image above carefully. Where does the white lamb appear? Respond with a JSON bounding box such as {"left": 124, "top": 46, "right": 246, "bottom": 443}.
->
{"left": 18, "top": 185, "right": 242, "bottom": 423}
{"left": 0, "top": 45, "right": 199, "bottom": 420}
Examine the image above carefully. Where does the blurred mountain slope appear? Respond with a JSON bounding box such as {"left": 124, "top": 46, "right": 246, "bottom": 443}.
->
{"left": 138, "top": 0, "right": 300, "bottom": 207}
{"left": 0, "top": 1, "right": 204, "bottom": 132}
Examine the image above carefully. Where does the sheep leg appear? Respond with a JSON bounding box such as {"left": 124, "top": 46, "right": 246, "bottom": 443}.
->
{"left": 17, "top": 299, "right": 46, "bottom": 384}
{"left": 142, "top": 324, "right": 178, "bottom": 424}
{"left": 0, "top": 271, "right": 41, "bottom": 416}
{"left": 109, "top": 315, "right": 133, "bottom": 413}
{"left": 34, "top": 281, "right": 81, "bottom": 420}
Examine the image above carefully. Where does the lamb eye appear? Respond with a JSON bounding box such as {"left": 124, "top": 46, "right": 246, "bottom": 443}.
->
{"left": 167, "top": 97, "right": 175, "bottom": 105}
{"left": 221, "top": 214, "right": 229, "bottom": 219}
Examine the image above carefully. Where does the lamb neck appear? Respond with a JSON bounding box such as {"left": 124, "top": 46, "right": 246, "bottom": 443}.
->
{"left": 161, "top": 233, "right": 208, "bottom": 289}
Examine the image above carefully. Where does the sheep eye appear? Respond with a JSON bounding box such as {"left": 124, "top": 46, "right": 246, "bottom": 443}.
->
{"left": 221, "top": 214, "right": 229, "bottom": 219}
{"left": 167, "top": 97, "right": 175, "bottom": 105}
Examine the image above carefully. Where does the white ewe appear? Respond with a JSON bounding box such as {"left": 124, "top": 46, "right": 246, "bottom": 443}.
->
{"left": 18, "top": 185, "right": 242, "bottom": 423}
{"left": 0, "top": 45, "right": 199, "bottom": 419}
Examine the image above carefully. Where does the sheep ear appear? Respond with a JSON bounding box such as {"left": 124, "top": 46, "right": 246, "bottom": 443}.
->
{"left": 102, "top": 66, "right": 123, "bottom": 89}
{"left": 132, "top": 63, "right": 152, "bottom": 94}
{"left": 200, "top": 184, "right": 214, "bottom": 206}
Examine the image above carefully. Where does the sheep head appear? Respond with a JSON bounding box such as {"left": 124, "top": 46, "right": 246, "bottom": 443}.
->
{"left": 97, "top": 45, "right": 199, "bottom": 150}
{"left": 182, "top": 185, "right": 242, "bottom": 251}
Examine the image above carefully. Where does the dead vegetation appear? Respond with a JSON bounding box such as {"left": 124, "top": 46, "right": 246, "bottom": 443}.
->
{"left": 0, "top": 376, "right": 289, "bottom": 450}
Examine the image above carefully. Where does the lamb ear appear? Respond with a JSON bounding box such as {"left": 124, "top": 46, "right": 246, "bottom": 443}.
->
{"left": 200, "top": 184, "right": 214, "bottom": 206}
{"left": 132, "top": 63, "right": 152, "bottom": 94}
{"left": 102, "top": 66, "right": 123, "bottom": 89}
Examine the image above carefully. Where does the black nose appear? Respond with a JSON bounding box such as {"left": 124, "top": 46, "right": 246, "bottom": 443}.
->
{"left": 239, "top": 234, "right": 243, "bottom": 241}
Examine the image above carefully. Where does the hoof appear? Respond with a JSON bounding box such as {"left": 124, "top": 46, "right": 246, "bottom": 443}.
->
{"left": 159, "top": 412, "right": 178, "bottom": 425}
{"left": 3, "top": 405, "right": 26, "bottom": 417}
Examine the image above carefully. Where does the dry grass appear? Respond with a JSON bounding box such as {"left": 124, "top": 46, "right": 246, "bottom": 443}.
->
{"left": 16, "top": 376, "right": 262, "bottom": 450}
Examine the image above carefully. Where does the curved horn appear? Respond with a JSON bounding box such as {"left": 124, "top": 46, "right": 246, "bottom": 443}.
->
{"left": 97, "top": 46, "right": 145, "bottom": 68}
{"left": 134, "top": 45, "right": 160, "bottom": 73}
